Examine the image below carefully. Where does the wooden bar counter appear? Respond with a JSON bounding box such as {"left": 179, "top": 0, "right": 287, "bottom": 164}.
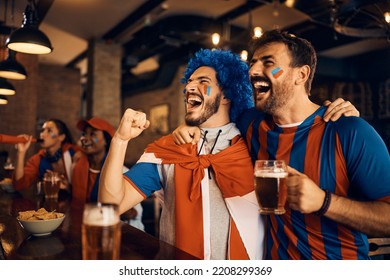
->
{"left": 0, "top": 187, "right": 198, "bottom": 260}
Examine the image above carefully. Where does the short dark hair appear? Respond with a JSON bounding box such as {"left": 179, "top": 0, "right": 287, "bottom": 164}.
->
{"left": 250, "top": 29, "right": 317, "bottom": 94}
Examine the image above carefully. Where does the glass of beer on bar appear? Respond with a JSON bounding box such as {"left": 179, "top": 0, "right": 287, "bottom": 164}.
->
{"left": 42, "top": 172, "right": 61, "bottom": 199}
{"left": 254, "top": 160, "right": 288, "bottom": 215}
{"left": 82, "top": 203, "right": 121, "bottom": 260}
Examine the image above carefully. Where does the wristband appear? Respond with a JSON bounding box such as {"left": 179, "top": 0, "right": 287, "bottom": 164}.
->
{"left": 314, "top": 189, "right": 331, "bottom": 216}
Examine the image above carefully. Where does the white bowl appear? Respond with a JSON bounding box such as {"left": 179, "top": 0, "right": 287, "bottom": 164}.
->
{"left": 17, "top": 216, "right": 65, "bottom": 237}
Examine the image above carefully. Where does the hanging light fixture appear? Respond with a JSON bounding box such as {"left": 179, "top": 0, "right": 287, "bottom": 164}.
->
{"left": 385, "top": 12, "right": 390, "bottom": 24}
{"left": 211, "top": 33, "right": 221, "bottom": 46}
{"left": 0, "top": 50, "right": 27, "bottom": 80}
{"left": 240, "top": 50, "right": 248, "bottom": 61}
{"left": 6, "top": 0, "right": 53, "bottom": 55}
{"left": 253, "top": 26, "right": 263, "bottom": 38}
{"left": 0, "top": 78, "right": 16, "bottom": 95}
{"left": 247, "top": 1, "right": 263, "bottom": 40}
{"left": 0, "top": 95, "right": 8, "bottom": 105}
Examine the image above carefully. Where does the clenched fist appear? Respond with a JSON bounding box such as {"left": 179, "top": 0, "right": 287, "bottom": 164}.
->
{"left": 114, "top": 109, "right": 150, "bottom": 141}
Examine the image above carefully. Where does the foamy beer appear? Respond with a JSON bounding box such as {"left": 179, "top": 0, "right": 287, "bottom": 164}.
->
{"left": 42, "top": 172, "right": 61, "bottom": 199}
{"left": 254, "top": 160, "right": 288, "bottom": 215}
{"left": 82, "top": 203, "right": 121, "bottom": 260}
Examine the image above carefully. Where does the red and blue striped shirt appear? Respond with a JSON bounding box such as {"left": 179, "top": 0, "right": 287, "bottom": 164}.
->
{"left": 237, "top": 106, "right": 390, "bottom": 259}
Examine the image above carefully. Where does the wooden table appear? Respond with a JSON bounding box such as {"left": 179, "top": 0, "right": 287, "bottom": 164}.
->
{"left": 0, "top": 188, "right": 198, "bottom": 260}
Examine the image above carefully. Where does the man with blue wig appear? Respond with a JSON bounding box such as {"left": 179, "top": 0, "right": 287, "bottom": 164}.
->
{"left": 99, "top": 49, "right": 265, "bottom": 260}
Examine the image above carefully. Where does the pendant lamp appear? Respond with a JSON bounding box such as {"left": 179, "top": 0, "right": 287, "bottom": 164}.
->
{"left": 0, "top": 78, "right": 16, "bottom": 96}
{"left": 6, "top": 0, "right": 53, "bottom": 55}
{"left": 0, "top": 50, "right": 27, "bottom": 80}
{"left": 0, "top": 95, "right": 9, "bottom": 105}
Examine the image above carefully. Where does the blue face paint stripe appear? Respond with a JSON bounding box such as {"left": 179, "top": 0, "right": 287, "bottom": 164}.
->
{"left": 271, "top": 67, "right": 281, "bottom": 75}
{"left": 206, "top": 85, "right": 211, "bottom": 96}
{"left": 93, "top": 137, "right": 99, "bottom": 143}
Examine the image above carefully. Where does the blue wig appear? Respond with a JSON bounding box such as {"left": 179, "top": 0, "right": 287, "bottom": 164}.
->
{"left": 182, "top": 49, "right": 254, "bottom": 122}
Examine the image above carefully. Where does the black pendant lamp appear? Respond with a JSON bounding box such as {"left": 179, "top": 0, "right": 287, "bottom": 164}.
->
{"left": 0, "top": 50, "right": 27, "bottom": 80}
{"left": 0, "top": 78, "right": 16, "bottom": 96}
{"left": 0, "top": 95, "right": 9, "bottom": 105}
{"left": 6, "top": 0, "right": 53, "bottom": 55}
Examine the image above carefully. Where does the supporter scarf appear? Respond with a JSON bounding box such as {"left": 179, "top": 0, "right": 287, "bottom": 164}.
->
{"left": 145, "top": 134, "right": 263, "bottom": 259}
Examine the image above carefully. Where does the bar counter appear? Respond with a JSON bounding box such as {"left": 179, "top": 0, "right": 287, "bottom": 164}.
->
{"left": 0, "top": 187, "right": 198, "bottom": 260}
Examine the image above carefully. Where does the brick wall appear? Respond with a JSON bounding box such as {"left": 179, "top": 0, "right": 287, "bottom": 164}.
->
{"left": 37, "top": 64, "right": 82, "bottom": 143}
{"left": 87, "top": 40, "right": 121, "bottom": 127}
{"left": 0, "top": 53, "right": 82, "bottom": 162}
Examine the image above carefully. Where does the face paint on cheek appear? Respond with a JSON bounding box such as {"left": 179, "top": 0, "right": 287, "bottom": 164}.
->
{"left": 50, "top": 133, "right": 57, "bottom": 139}
{"left": 202, "top": 85, "right": 211, "bottom": 96}
{"left": 93, "top": 137, "right": 99, "bottom": 143}
{"left": 272, "top": 67, "right": 284, "bottom": 79}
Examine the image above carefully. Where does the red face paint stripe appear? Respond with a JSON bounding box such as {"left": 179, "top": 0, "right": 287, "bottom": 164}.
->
{"left": 203, "top": 84, "right": 208, "bottom": 96}
{"left": 273, "top": 69, "right": 283, "bottom": 79}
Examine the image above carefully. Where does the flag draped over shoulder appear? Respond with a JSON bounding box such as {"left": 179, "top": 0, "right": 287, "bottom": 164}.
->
{"left": 145, "top": 134, "right": 264, "bottom": 259}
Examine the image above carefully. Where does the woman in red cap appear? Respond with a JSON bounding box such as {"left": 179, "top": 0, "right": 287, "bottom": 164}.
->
{"left": 72, "top": 117, "right": 115, "bottom": 202}
{"left": 72, "top": 117, "right": 144, "bottom": 230}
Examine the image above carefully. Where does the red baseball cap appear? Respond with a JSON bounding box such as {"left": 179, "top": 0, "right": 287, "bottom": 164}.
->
{"left": 77, "top": 117, "right": 115, "bottom": 137}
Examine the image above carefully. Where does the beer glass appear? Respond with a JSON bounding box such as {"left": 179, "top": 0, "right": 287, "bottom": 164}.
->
{"left": 3, "top": 161, "right": 15, "bottom": 179}
{"left": 254, "top": 160, "right": 288, "bottom": 215}
{"left": 42, "top": 172, "right": 61, "bottom": 199}
{"left": 82, "top": 203, "right": 122, "bottom": 260}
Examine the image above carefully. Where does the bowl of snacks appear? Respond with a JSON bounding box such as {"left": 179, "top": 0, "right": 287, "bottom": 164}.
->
{"left": 17, "top": 208, "right": 65, "bottom": 237}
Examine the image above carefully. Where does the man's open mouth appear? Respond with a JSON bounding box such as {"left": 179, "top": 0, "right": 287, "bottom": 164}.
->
{"left": 253, "top": 81, "right": 271, "bottom": 93}
{"left": 186, "top": 94, "right": 203, "bottom": 109}
{"left": 251, "top": 76, "right": 271, "bottom": 94}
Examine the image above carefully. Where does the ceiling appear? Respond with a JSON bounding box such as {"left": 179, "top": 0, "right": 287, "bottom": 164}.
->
{"left": 1, "top": 0, "right": 389, "bottom": 93}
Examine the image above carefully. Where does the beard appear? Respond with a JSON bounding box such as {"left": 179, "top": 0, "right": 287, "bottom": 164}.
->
{"left": 185, "top": 93, "right": 221, "bottom": 126}
{"left": 261, "top": 72, "right": 294, "bottom": 115}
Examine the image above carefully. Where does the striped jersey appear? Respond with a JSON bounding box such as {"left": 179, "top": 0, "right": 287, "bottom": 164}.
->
{"left": 236, "top": 106, "right": 390, "bottom": 259}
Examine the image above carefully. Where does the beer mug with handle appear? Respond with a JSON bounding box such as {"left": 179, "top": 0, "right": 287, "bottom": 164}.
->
{"left": 82, "top": 203, "right": 122, "bottom": 260}
{"left": 254, "top": 160, "right": 288, "bottom": 215}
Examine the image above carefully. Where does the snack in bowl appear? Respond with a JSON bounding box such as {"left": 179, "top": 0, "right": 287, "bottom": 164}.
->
{"left": 17, "top": 208, "right": 65, "bottom": 236}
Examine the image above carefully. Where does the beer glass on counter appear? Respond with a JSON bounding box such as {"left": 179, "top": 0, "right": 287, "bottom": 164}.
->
{"left": 42, "top": 172, "right": 61, "bottom": 199}
{"left": 254, "top": 160, "right": 288, "bottom": 215}
{"left": 82, "top": 203, "right": 122, "bottom": 260}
